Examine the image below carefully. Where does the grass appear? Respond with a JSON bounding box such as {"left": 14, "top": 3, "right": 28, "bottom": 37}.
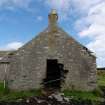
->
{"left": 63, "top": 90, "right": 103, "bottom": 101}
{"left": 0, "top": 82, "right": 9, "bottom": 95}
{"left": 0, "top": 89, "right": 42, "bottom": 102}
{"left": 0, "top": 82, "right": 42, "bottom": 102}
{"left": 97, "top": 75, "right": 105, "bottom": 86}
{"left": 97, "top": 70, "right": 105, "bottom": 87}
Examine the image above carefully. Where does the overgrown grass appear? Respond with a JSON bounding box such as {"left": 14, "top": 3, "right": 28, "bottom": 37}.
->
{"left": 0, "top": 89, "right": 42, "bottom": 102}
{"left": 0, "top": 82, "right": 9, "bottom": 95}
{"left": 63, "top": 89, "right": 103, "bottom": 101}
{"left": 0, "top": 82, "right": 42, "bottom": 102}
{"left": 97, "top": 70, "right": 105, "bottom": 87}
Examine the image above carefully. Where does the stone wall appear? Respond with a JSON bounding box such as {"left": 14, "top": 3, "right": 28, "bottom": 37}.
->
{"left": 8, "top": 26, "right": 97, "bottom": 91}
{"left": 0, "top": 63, "right": 10, "bottom": 81}
{"left": 0, "top": 51, "right": 11, "bottom": 81}
{"left": 0, "top": 63, "right": 5, "bottom": 81}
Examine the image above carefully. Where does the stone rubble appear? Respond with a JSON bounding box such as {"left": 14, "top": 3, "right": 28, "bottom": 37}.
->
{"left": 0, "top": 93, "right": 95, "bottom": 105}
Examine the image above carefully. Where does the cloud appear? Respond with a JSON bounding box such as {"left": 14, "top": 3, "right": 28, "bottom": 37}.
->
{"left": 37, "top": 16, "right": 43, "bottom": 21}
{"left": 77, "top": 1, "right": 105, "bottom": 67}
{"left": 72, "top": 0, "right": 103, "bottom": 13}
{"left": 44, "top": 0, "right": 103, "bottom": 20}
{"left": 45, "top": 0, "right": 71, "bottom": 10}
{"left": 0, "top": 0, "right": 32, "bottom": 10}
{"left": 87, "top": 38, "right": 105, "bottom": 67}
{"left": 0, "top": 42, "right": 23, "bottom": 51}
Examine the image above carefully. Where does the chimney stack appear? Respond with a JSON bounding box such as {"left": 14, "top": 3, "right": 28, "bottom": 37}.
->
{"left": 48, "top": 9, "right": 58, "bottom": 31}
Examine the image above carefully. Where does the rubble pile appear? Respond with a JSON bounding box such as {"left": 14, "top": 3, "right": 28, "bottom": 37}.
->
{"left": 0, "top": 93, "right": 94, "bottom": 105}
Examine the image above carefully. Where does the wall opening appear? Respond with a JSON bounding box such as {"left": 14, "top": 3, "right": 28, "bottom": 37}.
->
{"left": 43, "top": 59, "right": 68, "bottom": 90}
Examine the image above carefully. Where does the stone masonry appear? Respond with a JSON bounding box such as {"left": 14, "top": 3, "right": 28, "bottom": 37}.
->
{"left": 0, "top": 10, "right": 97, "bottom": 91}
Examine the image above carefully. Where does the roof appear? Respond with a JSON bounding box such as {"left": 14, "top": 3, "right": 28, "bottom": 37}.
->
{"left": 0, "top": 51, "right": 15, "bottom": 63}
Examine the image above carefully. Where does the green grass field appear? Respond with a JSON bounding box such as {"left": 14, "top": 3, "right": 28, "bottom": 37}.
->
{"left": 63, "top": 90, "right": 103, "bottom": 101}
{"left": 97, "top": 70, "right": 105, "bottom": 87}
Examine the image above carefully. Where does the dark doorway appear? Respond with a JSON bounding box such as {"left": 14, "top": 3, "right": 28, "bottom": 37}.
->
{"left": 43, "top": 59, "right": 68, "bottom": 90}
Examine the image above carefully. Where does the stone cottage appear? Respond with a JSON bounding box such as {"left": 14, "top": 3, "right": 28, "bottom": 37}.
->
{"left": 0, "top": 10, "right": 97, "bottom": 91}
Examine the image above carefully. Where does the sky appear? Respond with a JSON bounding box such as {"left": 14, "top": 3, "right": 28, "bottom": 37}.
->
{"left": 0, "top": 0, "right": 105, "bottom": 67}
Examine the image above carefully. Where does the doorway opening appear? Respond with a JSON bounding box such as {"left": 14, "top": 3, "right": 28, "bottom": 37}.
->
{"left": 43, "top": 59, "right": 68, "bottom": 90}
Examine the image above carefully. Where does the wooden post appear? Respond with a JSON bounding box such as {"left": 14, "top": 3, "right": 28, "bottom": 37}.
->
{"left": 4, "top": 64, "right": 7, "bottom": 89}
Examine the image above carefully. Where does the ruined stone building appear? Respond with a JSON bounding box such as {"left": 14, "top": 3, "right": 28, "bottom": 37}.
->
{"left": 0, "top": 10, "right": 97, "bottom": 91}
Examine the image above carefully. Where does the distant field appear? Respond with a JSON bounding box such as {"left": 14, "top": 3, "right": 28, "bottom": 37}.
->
{"left": 97, "top": 70, "right": 105, "bottom": 86}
